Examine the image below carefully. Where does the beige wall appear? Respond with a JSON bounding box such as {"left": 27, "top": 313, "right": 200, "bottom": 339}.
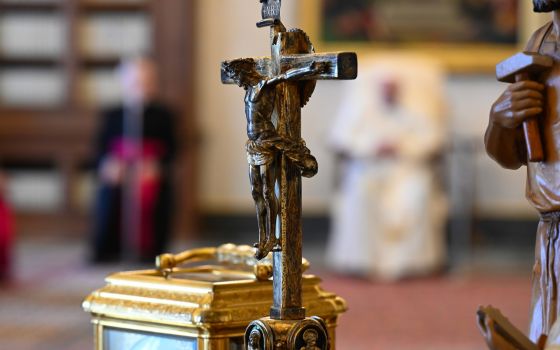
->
{"left": 196, "top": 1, "right": 329, "bottom": 214}
{"left": 196, "top": 1, "right": 548, "bottom": 218}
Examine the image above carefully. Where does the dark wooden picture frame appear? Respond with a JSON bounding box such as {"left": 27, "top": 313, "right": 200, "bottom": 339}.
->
{"left": 321, "top": 0, "right": 518, "bottom": 44}
{"left": 300, "top": 0, "right": 549, "bottom": 72}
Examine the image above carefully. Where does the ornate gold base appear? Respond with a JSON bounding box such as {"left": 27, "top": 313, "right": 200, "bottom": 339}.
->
{"left": 245, "top": 316, "right": 329, "bottom": 350}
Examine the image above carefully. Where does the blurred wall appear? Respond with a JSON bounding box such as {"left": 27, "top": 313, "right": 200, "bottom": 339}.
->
{"left": 196, "top": 1, "right": 545, "bottom": 219}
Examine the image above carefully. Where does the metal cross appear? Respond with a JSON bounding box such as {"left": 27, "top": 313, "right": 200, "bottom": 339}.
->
{"left": 222, "top": 5, "right": 357, "bottom": 322}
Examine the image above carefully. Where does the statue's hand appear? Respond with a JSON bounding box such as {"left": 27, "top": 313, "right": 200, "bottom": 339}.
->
{"left": 490, "top": 80, "right": 544, "bottom": 129}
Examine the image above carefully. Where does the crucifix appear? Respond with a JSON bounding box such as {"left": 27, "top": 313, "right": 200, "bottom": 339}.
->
{"left": 222, "top": 1, "right": 357, "bottom": 348}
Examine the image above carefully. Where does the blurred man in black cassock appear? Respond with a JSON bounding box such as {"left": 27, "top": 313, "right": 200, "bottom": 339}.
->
{"left": 91, "top": 57, "right": 176, "bottom": 263}
{"left": 0, "top": 173, "right": 13, "bottom": 281}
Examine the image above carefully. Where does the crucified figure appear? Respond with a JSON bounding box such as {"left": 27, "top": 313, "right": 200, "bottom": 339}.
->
{"left": 222, "top": 59, "right": 327, "bottom": 260}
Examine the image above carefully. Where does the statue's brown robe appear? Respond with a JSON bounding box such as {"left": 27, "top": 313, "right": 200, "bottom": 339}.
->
{"left": 486, "top": 21, "right": 560, "bottom": 342}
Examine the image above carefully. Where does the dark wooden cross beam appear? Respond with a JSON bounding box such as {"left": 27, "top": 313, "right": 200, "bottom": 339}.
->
{"left": 220, "top": 52, "right": 358, "bottom": 84}
{"left": 222, "top": 23, "right": 357, "bottom": 321}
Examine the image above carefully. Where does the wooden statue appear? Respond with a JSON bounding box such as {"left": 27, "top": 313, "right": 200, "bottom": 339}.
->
{"left": 481, "top": 0, "right": 560, "bottom": 347}
{"left": 222, "top": 0, "right": 357, "bottom": 349}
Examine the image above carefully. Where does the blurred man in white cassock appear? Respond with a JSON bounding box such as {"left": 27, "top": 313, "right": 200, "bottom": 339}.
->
{"left": 326, "top": 55, "right": 448, "bottom": 280}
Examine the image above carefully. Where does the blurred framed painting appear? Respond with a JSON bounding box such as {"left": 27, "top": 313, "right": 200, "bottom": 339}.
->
{"left": 299, "top": 0, "right": 550, "bottom": 72}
